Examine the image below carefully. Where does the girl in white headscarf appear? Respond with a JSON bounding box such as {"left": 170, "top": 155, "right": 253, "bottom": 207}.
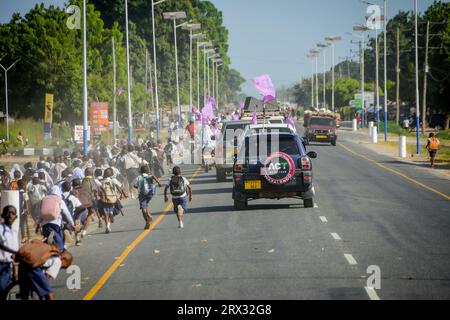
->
{"left": 9, "top": 164, "right": 23, "bottom": 180}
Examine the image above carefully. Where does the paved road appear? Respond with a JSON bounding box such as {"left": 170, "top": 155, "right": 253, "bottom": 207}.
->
{"left": 52, "top": 127, "right": 450, "bottom": 300}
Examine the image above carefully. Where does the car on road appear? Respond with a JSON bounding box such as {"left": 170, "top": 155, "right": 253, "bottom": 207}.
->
{"left": 215, "top": 120, "right": 251, "bottom": 182}
{"left": 304, "top": 114, "right": 338, "bottom": 146}
{"left": 232, "top": 132, "right": 317, "bottom": 210}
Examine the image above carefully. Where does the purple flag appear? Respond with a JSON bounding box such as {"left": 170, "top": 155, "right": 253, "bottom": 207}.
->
{"left": 239, "top": 101, "right": 245, "bottom": 110}
{"left": 206, "top": 96, "right": 218, "bottom": 110}
{"left": 251, "top": 111, "right": 257, "bottom": 125}
{"left": 252, "top": 74, "right": 276, "bottom": 103}
{"left": 231, "top": 113, "right": 240, "bottom": 121}
{"left": 118, "top": 86, "right": 123, "bottom": 96}
{"left": 286, "top": 116, "right": 295, "bottom": 128}
{"left": 201, "top": 98, "right": 215, "bottom": 125}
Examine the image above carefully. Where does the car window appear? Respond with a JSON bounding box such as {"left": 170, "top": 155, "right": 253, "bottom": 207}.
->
{"left": 309, "top": 118, "right": 336, "bottom": 127}
{"left": 241, "top": 135, "right": 300, "bottom": 159}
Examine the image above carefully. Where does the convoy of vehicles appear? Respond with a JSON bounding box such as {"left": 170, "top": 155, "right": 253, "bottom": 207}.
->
{"left": 211, "top": 97, "right": 322, "bottom": 210}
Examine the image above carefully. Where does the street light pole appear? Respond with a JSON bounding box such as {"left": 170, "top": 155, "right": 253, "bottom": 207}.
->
{"left": 0, "top": 60, "right": 19, "bottom": 142}
{"left": 317, "top": 43, "right": 330, "bottom": 109}
{"left": 383, "top": 0, "right": 388, "bottom": 141}
{"left": 83, "top": 0, "right": 88, "bottom": 154}
{"left": 414, "top": 0, "right": 420, "bottom": 154}
{"left": 125, "top": 0, "right": 133, "bottom": 144}
{"left": 182, "top": 25, "right": 201, "bottom": 112}
{"left": 163, "top": 11, "right": 187, "bottom": 129}
{"left": 325, "top": 36, "right": 342, "bottom": 112}
{"left": 151, "top": 0, "right": 166, "bottom": 142}
{"left": 112, "top": 36, "right": 117, "bottom": 141}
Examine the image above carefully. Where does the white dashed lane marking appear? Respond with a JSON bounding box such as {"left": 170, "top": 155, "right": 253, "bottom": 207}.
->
{"left": 319, "top": 216, "right": 328, "bottom": 223}
{"left": 331, "top": 233, "right": 342, "bottom": 241}
{"left": 344, "top": 254, "right": 358, "bottom": 265}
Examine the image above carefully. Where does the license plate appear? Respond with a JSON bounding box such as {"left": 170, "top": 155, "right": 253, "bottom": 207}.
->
{"left": 244, "top": 180, "right": 261, "bottom": 190}
{"left": 315, "top": 135, "right": 328, "bottom": 139}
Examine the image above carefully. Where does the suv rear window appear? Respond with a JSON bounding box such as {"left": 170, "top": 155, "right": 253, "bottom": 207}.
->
{"left": 241, "top": 135, "right": 300, "bottom": 159}
{"left": 309, "top": 118, "right": 336, "bottom": 127}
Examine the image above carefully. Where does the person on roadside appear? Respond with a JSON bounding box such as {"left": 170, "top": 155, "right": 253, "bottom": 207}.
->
{"left": 426, "top": 133, "right": 440, "bottom": 169}
{"left": 0, "top": 205, "right": 19, "bottom": 298}
{"left": 164, "top": 166, "right": 192, "bottom": 229}
{"left": 134, "top": 165, "right": 162, "bottom": 230}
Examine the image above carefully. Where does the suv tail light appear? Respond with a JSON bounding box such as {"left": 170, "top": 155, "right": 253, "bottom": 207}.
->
{"left": 299, "top": 156, "right": 311, "bottom": 170}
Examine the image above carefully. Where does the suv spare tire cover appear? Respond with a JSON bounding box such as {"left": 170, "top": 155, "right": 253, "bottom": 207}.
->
{"left": 261, "top": 152, "right": 296, "bottom": 185}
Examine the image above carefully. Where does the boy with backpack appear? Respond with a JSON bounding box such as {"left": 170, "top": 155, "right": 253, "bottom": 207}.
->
{"left": 99, "top": 168, "right": 127, "bottom": 234}
{"left": 61, "top": 181, "right": 84, "bottom": 246}
{"left": 164, "top": 166, "right": 192, "bottom": 229}
{"left": 164, "top": 139, "right": 174, "bottom": 167}
{"left": 39, "top": 186, "right": 75, "bottom": 252}
{"left": 134, "top": 165, "right": 162, "bottom": 230}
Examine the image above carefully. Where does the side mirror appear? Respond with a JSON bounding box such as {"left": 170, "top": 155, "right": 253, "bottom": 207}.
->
{"left": 307, "top": 151, "right": 317, "bottom": 159}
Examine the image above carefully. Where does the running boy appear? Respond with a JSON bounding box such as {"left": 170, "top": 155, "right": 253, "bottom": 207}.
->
{"left": 164, "top": 166, "right": 192, "bottom": 229}
{"left": 134, "top": 165, "right": 162, "bottom": 230}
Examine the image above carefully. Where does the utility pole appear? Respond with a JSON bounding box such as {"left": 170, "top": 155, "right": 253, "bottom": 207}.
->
{"left": 422, "top": 20, "right": 430, "bottom": 133}
{"left": 396, "top": 27, "right": 400, "bottom": 125}
{"left": 383, "top": 0, "right": 388, "bottom": 142}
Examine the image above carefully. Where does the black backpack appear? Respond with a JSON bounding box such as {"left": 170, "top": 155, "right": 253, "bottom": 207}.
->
{"left": 169, "top": 176, "right": 186, "bottom": 197}
{"left": 63, "top": 193, "right": 74, "bottom": 215}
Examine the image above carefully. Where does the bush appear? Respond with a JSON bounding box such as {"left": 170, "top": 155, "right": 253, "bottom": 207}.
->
{"left": 436, "top": 130, "right": 450, "bottom": 141}
{"left": 0, "top": 118, "right": 72, "bottom": 147}
{"left": 379, "top": 121, "right": 407, "bottom": 136}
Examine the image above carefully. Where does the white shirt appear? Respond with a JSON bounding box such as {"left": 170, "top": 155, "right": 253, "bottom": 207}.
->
{"left": 0, "top": 223, "right": 19, "bottom": 263}
{"left": 62, "top": 192, "right": 82, "bottom": 211}
{"left": 171, "top": 176, "right": 190, "bottom": 199}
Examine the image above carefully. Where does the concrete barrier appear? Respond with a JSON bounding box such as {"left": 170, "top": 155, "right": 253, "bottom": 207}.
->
{"left": 369, "top": 122, "right": 374, "bottom": 137}
{"left": 399, "top": 136, "right": 406, "bottom": 158}
{"left": 371, "top": 127, "right": 378, "bottom": 144}
{"left": 352, "top": 119, "right": 358, "bottom": 132}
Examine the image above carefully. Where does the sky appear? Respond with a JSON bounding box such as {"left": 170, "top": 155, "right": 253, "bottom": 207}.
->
{"left": 0, "top": 0, "right": 436, "bottom": 96}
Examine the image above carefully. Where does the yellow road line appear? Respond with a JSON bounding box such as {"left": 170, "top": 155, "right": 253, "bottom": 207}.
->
{"left": 339, "top": 142, "right": 450, "bottom": 201}
{"left": 83, "top": 166, "right": 202, "bottom": 300}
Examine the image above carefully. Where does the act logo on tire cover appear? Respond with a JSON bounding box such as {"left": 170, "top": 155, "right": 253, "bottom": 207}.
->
{"left": 261, "top": 152, "right": 295, "bottom": 185}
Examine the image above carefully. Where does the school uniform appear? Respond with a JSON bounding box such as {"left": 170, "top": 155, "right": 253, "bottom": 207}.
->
{"left": 0, "top": 223, "right": 19, "bottom": 295}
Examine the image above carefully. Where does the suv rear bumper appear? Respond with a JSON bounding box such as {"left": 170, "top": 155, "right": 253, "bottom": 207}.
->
{"left": 232, "top": 174, "right": 315, "bottom": 201}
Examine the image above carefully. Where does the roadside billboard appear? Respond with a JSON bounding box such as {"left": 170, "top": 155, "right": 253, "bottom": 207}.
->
{"left": 74, "top": 125, "right": 91, "bottom": 144}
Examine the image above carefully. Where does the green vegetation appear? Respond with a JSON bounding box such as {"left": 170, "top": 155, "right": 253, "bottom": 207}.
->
{"left": 0, "top": 0, "right": 245, "bottom": 142}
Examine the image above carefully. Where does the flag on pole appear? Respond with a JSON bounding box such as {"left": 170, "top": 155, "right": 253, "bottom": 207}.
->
{"left": 239, "top": 101, "right": 245, "bottom": 110}
{"left": 252, "top": 74, "right": 276, "bottom": 103}
{"left": 118, "top": 86, "right": 123, "bottom": 96}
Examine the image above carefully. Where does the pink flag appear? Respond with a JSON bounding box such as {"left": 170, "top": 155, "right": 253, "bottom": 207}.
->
{"left": 286, "top": 116, "right": 295, "bottom": 128}
{"left": 206, "top": 96, "right": 218, "bottom": 109}
{"left": 239, "top": 101, "right": 245, "bottom": 110}
{"left": 231, "top": 112, "right": 240, "bottom": 121}
{"left": 252, "top": 74, "right": 276, "bottom": 103}
{"left": 201, "top": 98, "right": 215, "bottom": 125}
{"left": 251, "top": 111, "right": 257, "bottom": 125}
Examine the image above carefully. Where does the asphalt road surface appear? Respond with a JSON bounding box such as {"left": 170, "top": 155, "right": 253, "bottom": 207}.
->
{"left": 53, "top": 127, "right": 450, "bottom": 300}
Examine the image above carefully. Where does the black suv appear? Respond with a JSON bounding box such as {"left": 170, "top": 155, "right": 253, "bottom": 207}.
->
{"left": 232, "top": 132, "right": 317, "bottom": 210}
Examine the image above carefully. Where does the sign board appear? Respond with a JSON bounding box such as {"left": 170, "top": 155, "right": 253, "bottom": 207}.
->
{"left": 90, "top": 102, "right": 109, "bottom": 136}
{"left": 355, "top": 92, "right": 375, "bottom": 105}
{"left": 74, "top": 125, "right": 91, "bottom": 144}
{"left": 44, "top": 93, "right": 54, "bottom": 135}
{"left": 181, "top": 105, "right": 190, "bottom": 113}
